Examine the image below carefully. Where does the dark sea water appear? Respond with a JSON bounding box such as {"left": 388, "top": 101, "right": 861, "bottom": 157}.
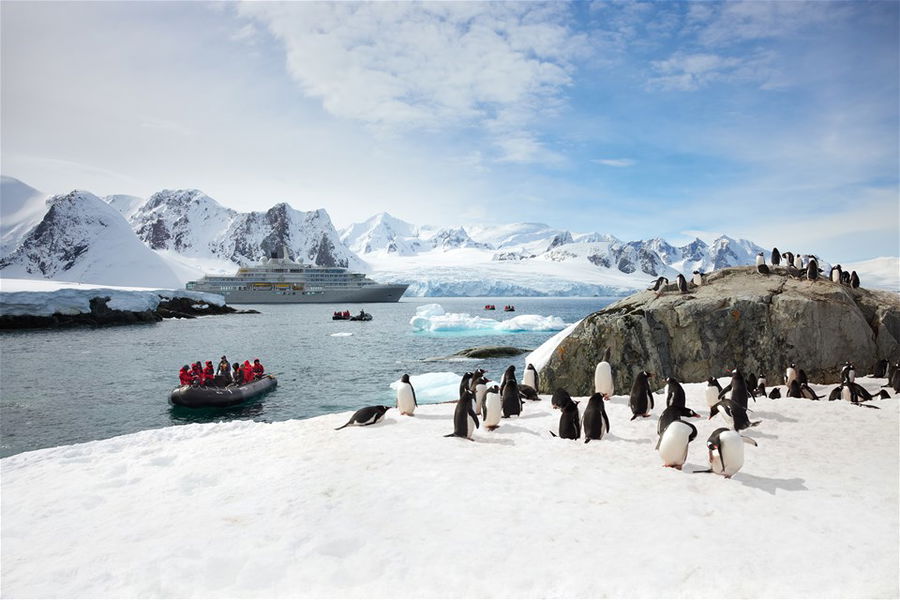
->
{"left": 0, "top": 297, "right": 616, "bottom": 457}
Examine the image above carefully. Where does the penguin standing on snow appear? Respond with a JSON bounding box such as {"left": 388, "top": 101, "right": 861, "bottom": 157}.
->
{"left": 676, "top": 274, "right": 688, "bottom": 294}
{"left": 709, "top": 399, "right": 760, "bottom": 431}
{"left": 787, "top": 380, "right": 803, "bottom": 398}
{"left": 483, "top": 385, "right": 502, "bottom": 430}
{"left": 840, "top": 362, "right": 855, "bottom": 384}
{"left": 501, "top": 377, "right": 522, "bottom": 418}
{"left": 500, "top": 365, "right": 516, "bottom": 390}
{"left": 582, "top": 393, "right": 611, "bottom": 443}
{"left": 594, "top": 346, "right": 614, "bottom": 396}
{"left": 718, "top": 368, "right": 753, "bottom": 409}
{"left": 550, "top": 397, "right": 581, "bottom": 440}
{"left": 705, "top": 377, "right": 723, "bottom": 408}
{"left": 629, "top": 371, "right": 654, "bottom": 420}
{"left": 445, "top": 388, "right": 479, "bottom": 440}
{"left": 472, "top": 373, "right": 489, "bottom": 415}
{"left": 771, "top": 247, "right": 781, "bottom": 266}
{"left": 551, "top": 387, "right": 572, "bottom": 410}
{"left": 755, "top": 375, "right": 767, "bottom": 397}
{"left": 656, "top": 406, "right": 700, "bottom": 470}
{"left": 523, "top": 363, "right": 539, "bottom": 391}
{"left": 799, "top": 382, "right": 821, "bottom": 400}
{"left": 768, "top": 388, "right": 782, "bottom": 399}
{"left": 695, "top": 428, "right": 757, "bottom": 478}
{"left": 396, "top": 374, "right": 418, "bottom": 416}
{"left": 665, "top": 376, "right": 687, "bottom": 408}
{"left": 785, "top": 363, "right": 798, "bottom": 387}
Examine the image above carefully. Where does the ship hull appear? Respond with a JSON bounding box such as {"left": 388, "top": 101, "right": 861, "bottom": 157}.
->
{"left": 198, "top": 283, "right": 408, "bottom": 304}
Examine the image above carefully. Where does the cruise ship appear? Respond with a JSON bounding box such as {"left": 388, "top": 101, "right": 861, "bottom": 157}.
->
{"left": 185, "top": 245, "right": 408, "bottom": 304}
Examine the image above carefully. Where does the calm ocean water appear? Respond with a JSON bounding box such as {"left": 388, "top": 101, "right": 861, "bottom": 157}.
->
{"left": 0, "top": 297, "right": 616, "bottom": 457}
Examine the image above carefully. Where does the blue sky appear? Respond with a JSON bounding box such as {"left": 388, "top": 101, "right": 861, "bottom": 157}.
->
{"left": 2, "top": 1, "right": 897, "bottom": 260}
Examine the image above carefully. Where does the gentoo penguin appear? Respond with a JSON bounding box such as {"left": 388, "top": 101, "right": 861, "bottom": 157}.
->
{"left": 840, "top": 362, "right": 855, "bottom": 384}
{"left": 746, "top": 372, "right": 757, "bottom": 395}
{"left": 628, "top": 371, "right": 654, "bottom": 420}
{"left": 657, "top": 404, "right": 701, "bottom": 438}
{"left": 551, "top": 387, "right": 572, "bottom": 410}
{"left": 771, "top": 247, "right": 781, "bottom": 266}
{"left": 469, "top": 369, "right": 486, "bottom": 395}
{"left": 594, "top": 347, "right": 614, "bottom": 396}
{"left": 709, "top": 399, "right": 760, "bottom": 431}
{"left": 831, "top": 264, "right": 843, "bottom": 283}
{"left": 459, "top": 372, "right": 473, "bottom": 400}
{"left": 483, "top": 385, "right": 502, "bottom": 430}
{"left": 656, "top": 407, "right": 699, "bottom": 470}
{"left": 793, "top": 253, "right": 804, "bottom": 270}
{"left": 787, "top": 380, "right": 803, "bottom": 398}
{"left": 718, "top": 368, "right": 753, "bottom": 410}
{"left": 649, "top": 276, "right": 669, "bottom": 294}
{"left": 841, "top": 270, "right": 851, "bottom": 285}
{"left": 665, "top": 376, "right": 687, "bottom": 408}
{"left": 523, "top": 363, "right": 539, "bottom": 391}
{"left": 697, "top": 428, "right": 757, "bottom": 478}
{"left": 396, "top": 374, "right": 418, "bottom": 416}
{"left": 799, "top": 382, "right": 821, "bottom": 400}
{"left": 335, "top": 406, "right": 391, "bottom": 430}
{"left": 768, "top": 388, "right": 781, "bottom": 399}
{"left": 806, "top": 258, "right": 819, "bottom": 281}
{"left": 798, "top": 369, "right": 808, "bottom": 385}
{"left": 501, "top": 377, "right": 522, "bottom": 418}
{"left": 873, "top": 358, "right": 888, "bottom": 378}
{"left": 676, "top": 274, "right": 688, "bottom": 294}
{"left": 518, "top": 385, "right": 540, "bottom": 401}
{"left": 785, "top": 363, "right": 798, "bottom": 387}
{"left": 551, "top": 397, "right": 581, "bottom": 440}
{"left": 755, "top": 252, "right": 765, "bottom": 267}
{"left": 473, "top": 374, "right": 489, "bottom": 415}
{"left": 500, "top": 365, "right": 516, "bottom": 390}
{"left": 755, "top": 375, "right": 767, "bottom": 397}
{"left": 705, "top": 377, "right": 723, "bottom": 408}
{"left": 692, "top": 270, "right": 703, "bottom": 286}
{"left": 757, "top": 263, "right": 770, "bottom": 275}
{"left": 850, "top": 271, "right": 860, "bottom": 289}
{"left": 891, "top": 363, "right": 900, "bottom": 393}
{"left": 786, "top": 264, "right": 802, "bottom": 279}
{"left": 582, "top": 393, "right": 611, "bottom": 443}
{"left": 445, "top": 389, "right": 479, "bottom": 440}
{"left": 782, "top": 251, "right": 794, "bottom": 267}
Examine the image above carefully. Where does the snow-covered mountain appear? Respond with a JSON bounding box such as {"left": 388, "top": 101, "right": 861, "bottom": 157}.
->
{"left": 1, "top": 176, "right": 48, "bottom": 256}
{"left": 0, "top": 190, "right": 184, "bottom": 288}
{"left": 340, "top": 212, "right": 422, "bottom": 256}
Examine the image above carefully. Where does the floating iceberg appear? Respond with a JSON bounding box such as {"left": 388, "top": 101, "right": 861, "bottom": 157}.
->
{"left": 409, "top": 304, "right": 566, "bottom": 334}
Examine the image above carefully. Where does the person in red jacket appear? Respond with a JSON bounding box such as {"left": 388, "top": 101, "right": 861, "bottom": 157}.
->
{"left": 242, "top": 360, "right": 254, "bottom": 384}
{"left": 202, "top": 361, "right": 215, "bottom": 386}
{"left": 191, "top": 362, "right": 202, "bottom": 382}
{"left": 252, "top": 358, "right": 265, "bottom": 379}
{"left": 179, "top": 365, "right": 193, "bottom": 386}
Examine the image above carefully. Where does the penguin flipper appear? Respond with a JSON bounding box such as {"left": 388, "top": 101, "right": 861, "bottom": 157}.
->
{"left": 334, "top": 420, "right": 353, "bottom": 431}
{"left": 879, "top": 390, "right": 891, "bottom": 399}
{"left": 549, "top": 431, "right": 558, "bottom": 437}
{"left": 584, "top": 438, "right": 591, "bottom": 444}
{"left": 412, "top": 388, "right": 418, "bottom": 407}
{"left": 749, "top": 420, "right": 761, "bottom": 427}
{"left": 630, "top": 414, "right": 639, "bottom": 421}
{"left": 654, "top": 436, "right": 661, "bottom": 451}
{"left": 691, "top": 469, "right": 714, "bottom": 474}
{"left": 741, "top": 436, "right": 758, "bottom": 446}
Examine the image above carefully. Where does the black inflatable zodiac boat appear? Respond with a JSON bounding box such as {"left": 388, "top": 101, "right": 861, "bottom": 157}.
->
{"left": 169, "top": 375, "right": 278, "bottom": 408}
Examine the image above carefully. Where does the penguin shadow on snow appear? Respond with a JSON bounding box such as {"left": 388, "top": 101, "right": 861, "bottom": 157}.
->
{"left": 404, "top": 413, "right": 445, "bottom": 421}
{"left": 474, "top": 435, "right": 515, "bottom": 446}
{"left": 749, "top": 410, "right": 799, "bottom": 424}
{"left": 604, "top": 433, "right": 652, "bottom": 445}
{"left": 733, "top": 473, "right": 808, "bottom": 495}
{"left": 492, "top": 423, "right": 540, "bottom": 437}
{"left": 744, "top": 429, "right": 778, "bottom": 440}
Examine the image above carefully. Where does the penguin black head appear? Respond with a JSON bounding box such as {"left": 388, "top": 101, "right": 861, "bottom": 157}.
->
{"left": 708, "top": 404, "right": 720, "bottom": 420}
{"left": 401, "top": 374, "right": 411, "bottom": 383}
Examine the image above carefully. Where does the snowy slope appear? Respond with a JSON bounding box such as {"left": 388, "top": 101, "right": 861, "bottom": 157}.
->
{"left": 843, "top": 257, "right": 900, "bottom": 292}
{"left": 104, "top": 194, "right": 145, "bottom": 220}
{"left": 0, "top": 190, "right": 184, "bottom": 288}
{"left": 2, "top": 379, "right": 896, "bottom": 597}
{"left": 339, "top": 212, "right": 422, "bottom": 256}
{"left": 131, "top": 189, "right": 236, "bottom": 256}
{"left": 0, "top": 176, "right": 48, "bottom": 255}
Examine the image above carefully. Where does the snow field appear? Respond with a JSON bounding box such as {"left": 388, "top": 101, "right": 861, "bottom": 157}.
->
{"left": 2, "top": 378, "right": 897, "bottom": 598}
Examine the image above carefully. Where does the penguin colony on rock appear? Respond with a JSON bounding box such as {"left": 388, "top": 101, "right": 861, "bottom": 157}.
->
{"left": 335, "top": 353, "right": 895, "bottom": 481}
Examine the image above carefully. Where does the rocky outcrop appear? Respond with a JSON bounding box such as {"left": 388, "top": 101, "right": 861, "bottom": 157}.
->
{"left": 538, "top": 267, "right": 900, "bottom": 394}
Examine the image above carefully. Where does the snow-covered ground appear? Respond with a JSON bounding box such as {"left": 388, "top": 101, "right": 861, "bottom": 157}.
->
{"left": 2, "top": 378, "right": 897, "bottom": 598}
{"left": 0, "top": 278, "right": 224, "bottom": 316}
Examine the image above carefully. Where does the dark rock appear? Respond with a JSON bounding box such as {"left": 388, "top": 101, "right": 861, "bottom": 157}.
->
{"left": 538, "top": 266, "right": 900, "bottom": 394}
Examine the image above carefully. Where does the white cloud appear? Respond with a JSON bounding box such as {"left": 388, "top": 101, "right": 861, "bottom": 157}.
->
{"left": 592, "top": 158, "right": 635, "bottom": 167}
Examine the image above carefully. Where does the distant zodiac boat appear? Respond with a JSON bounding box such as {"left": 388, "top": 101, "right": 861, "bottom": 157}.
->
{"left": 169, "top": 375, "right": 278, "bottom": 408}
{"left": 185, "top": 244, "right": 408, "bottom": 304}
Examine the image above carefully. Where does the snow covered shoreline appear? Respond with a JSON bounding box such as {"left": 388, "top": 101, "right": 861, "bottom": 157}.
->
{"left": 2, "top": 379, "right": 897, "bottom": 598}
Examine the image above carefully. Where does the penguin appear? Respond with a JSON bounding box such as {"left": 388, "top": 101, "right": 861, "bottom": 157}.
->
{"left": 755, "top": 252, "right": 765, "bottom": 267}
{"left": 649, "top": 276, "right": 669, "bottom": 294}
{"left": 798, "top": 369, "right": 808, "bottom": 385}
{"left": 850, "top": 271, "right": 860, "bottom": 289}
{"left": 657, "top": 404, "right": 701, "bottom": 438}
{"left": 787, "top": 380, "right": 803, "bottom": 398}
{"left": 582, "top": 393, "right": 611, "bottom": 443}
{"left": 806, "top": 258, "right": 819, "bottom": 281}
{"left": 768, "top": 388, "right": 781, "bottom": 399}
{"left": 799, "top": 382, "right": 821, "bottom": 400}
{"left": 473, "top": 374, "right": 489, "bottom": 415}
{"left": 889, "top": 363, "right": 900, "bottom": 393}
{"left": 665, "top": 376, "right": 687, "bottom": 408}
{"left": 873, "top": 358, "right": 888, "bottom": 378}
{"left": 628, "top": 371, "right": 654, "bottom": 420}
{"left": 827, "top": 385, "right": 844, "bottom": 401}
{"left": 757, "top": 263, "right": 770, "bottom": 275}
{"left": 501, "top": 378, "right": 522, "bottom": 418}
{"left": 551, "top": 387, "right": 572, "bottom": 410}
{"left": 459, "top": 372, "right": 473, "bottom": 400}
{"left": 518, "top": 385, "right": 540, "bottom": 401}
{"left": 745, "top": 372, "right": 757, "bottom": 395}
{"left": 783, "top": 251, "right": 795, "bottom": 267}
{"left": 483, "top": 385, "right": 502, "bottom": 430}
{"left": 831, "top": 264, "right": 843, "bottom": 283}
{"left": 500, "top": 365, "right": 516, "bottom": 389}
{"left": 692, "top": 270, "right": 703, "bottom": 287}
{"left": 718, "top": 368, "right": 753, "bottom": 409}
{"left": 709, "top": 399, "right": 760, "bottom": 431}
{"left": 840, "top": 362, "right": 855, "bottom": 384}
{"left": 771, "top": 247, "right": 781, "bottom": 266}
{"left": 445, "top": 390, "right": 479, "bottom": 440}
{"left": 794, "top": 253, "right": 804, "bottom": 270}
{"left": 523, "top": 363, "right": 539, "bottom": 391}
{"left": 594, "top": 346, "right": 614, "bottom": 396}
{"left": 786, "top": 264, "right": 802, "bottom": 279}
{"left": 697, "top": 428, "right": 757, "bottom": 478}
{"left": 657, "top": 412, "right": 699, "bottom": 470}
{"left": 396, "top": 374, "right": 418, "bottom": 416}
{"left": 841, "top": 270, "right": 851, "bottom": 285}
{"left": 785, "top": 363, "right": 798, "bottom": 387}
{"left": 705, "top": 377, "right": 723, "bottom": 408}
{"left": 551, "top": 397, "right": 581, "bottom": 440}
{"left": 335, "top": 406, "right": 391, "bottom": 430}
{"left": 469, "top": 369, "right": 486, "bottom": 395}
{"left": 755, "top": 375, "right": 766, "bottom": 397}
{"left": 676, "top": 273, "right": 688, "bottom": 294}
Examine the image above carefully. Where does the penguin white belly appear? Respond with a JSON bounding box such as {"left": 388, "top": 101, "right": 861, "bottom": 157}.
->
{"left": 717, "top": 409, "right": 735, "bottom": 429}
{"left": 474, "top": 384, "right": 487, "bottom": 414}
{"left": 848, "top": 370, "right": 855, "bottom": 383}
{"left": 755, "top": 255, "right": 764, "bottom": 266}
{"left": 832, "top": 271, "right": 840, "bottom": 282}
{"left": 523, "top": 370, "right": 536, "bottom": 389}
{"left": 595, "top": 362, "right": 614, "bottom": 396}
{"left": 658, "top": 422, "right": 692, "bottom": 467}
{"left": 785, "top": 368, "right": 796, "bottom": 386}
{"left": 396, "top": 385, "right": 416, "bottom": 415}
{"left": 841, "top": 386, "right": 852, "bottom": 402}
{"left": 712, "top": 431, "right": 745, "bottom": 477}
{"left": 692, "top": 273, "right": 702, "bottom": 286}
{"left": 705, "top": 387, "right": 720, "bottom": 408}
{"left": 484, "top": 393, "right": 502, "bottom": 427}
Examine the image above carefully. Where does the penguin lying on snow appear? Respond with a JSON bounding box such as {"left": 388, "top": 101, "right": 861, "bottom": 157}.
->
{"left": 518, "top": 384, "right": 540, "bottom": 401}
{"left": 335, "top": 406, "right": 391, "bottom": 430}
{"left": 694, "top": 428, "right": 758, "bottom": 478}
{"left": 768, "top": 388, "right": 782, "bottom": 399}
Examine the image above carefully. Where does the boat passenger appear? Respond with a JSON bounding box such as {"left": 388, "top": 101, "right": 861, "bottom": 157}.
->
{"left": 232, "top": 362, "right": 242, "bottom": 385}
{"left": 242, "top": 360, "right": 254, "bottom": 384}
{"left": 202, "top": 361, "right": 215, "bottom": 386}
{"left": 217, "top": 356, "right": 230, "bottom": 376}
{"left": 252, "top": 359, "right": 265, "bottom": 379}
{"left": 179, "top": 365, "right": 193, "bottom": 386}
